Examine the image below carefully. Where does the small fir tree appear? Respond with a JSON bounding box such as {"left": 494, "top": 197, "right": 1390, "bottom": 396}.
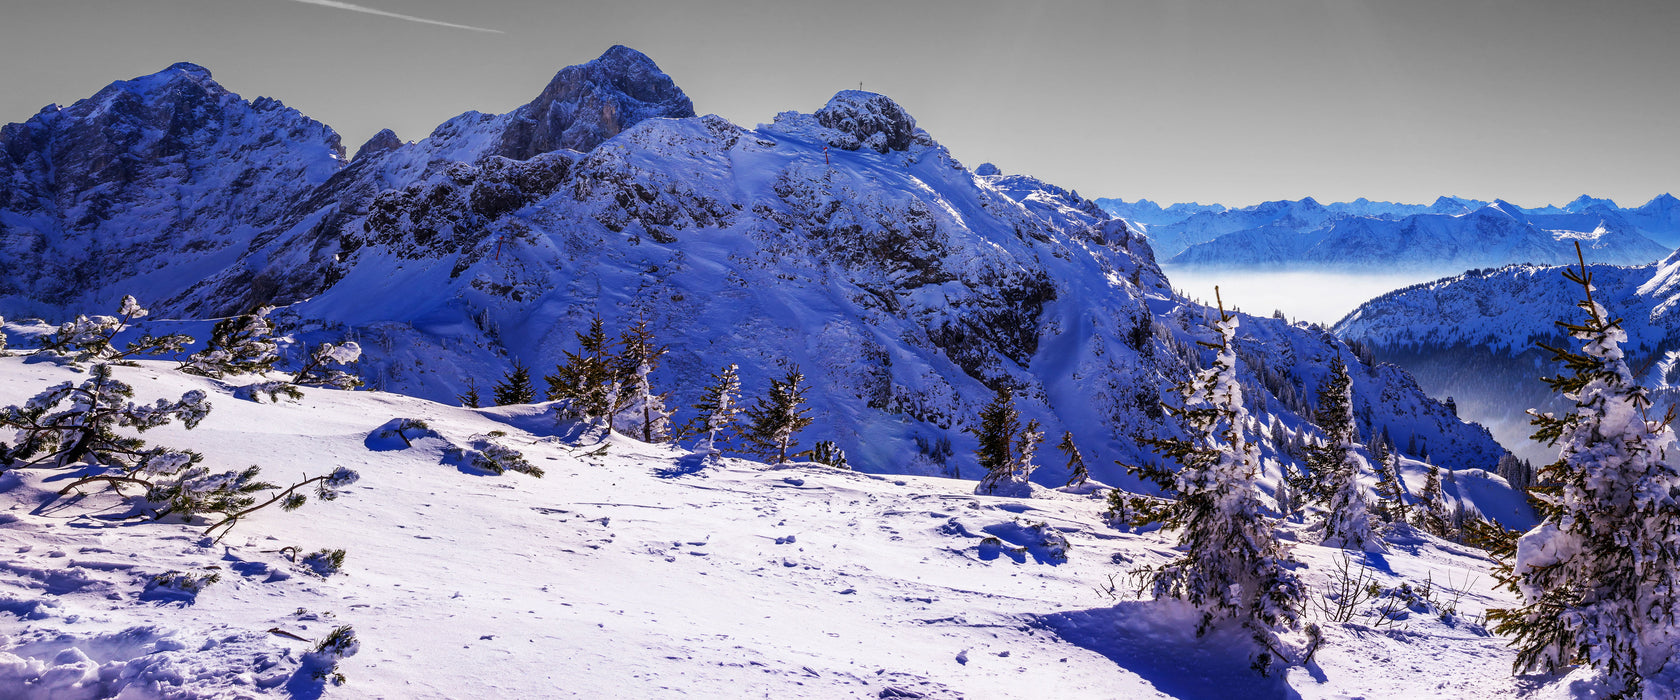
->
{"left": 457, "top": 378, "right": 481, "bottom": 408}
{"left": 1305, "top": 356, "right": 1378, "bottom": 550}
{"left": 492, "top": 361, "right": 536, "bottom": 405}
{"left": 1413, "top": 462, "right": 1454, "bottom": 538}
{"left": 1487, "top": 245, "right": 1680, "bottom": 697}
{"left": 1135, "top": 291, "right": 1303, "bottom": 673}
{"left": 1057, "top": 430, "right": 1090, "bottom": 487}
{"left": 688, "top": 363, "right": 742, "bottom": 453}
{"left": 545, "top": 317, "right": 618, "bottom": 423}
{"left": 970, "top": 386, "right": 1037, "bottom": 496}
{"left": 1371, "top": 451, "right": 1409, "bottom": 524}
{"left": 741, "top": 365, "right": 813, "bottom": 464}
{"left": 613, "top": 316, "right": 673, "bottom": 442}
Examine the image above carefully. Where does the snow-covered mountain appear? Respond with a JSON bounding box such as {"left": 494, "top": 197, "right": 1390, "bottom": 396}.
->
{"left": 0, "top": 63, "right": 343, "bottom": 318}
{"left": 1334, "top": 251, "right": 1680, "bottom": 462}
{"left": 1171, "top": 200, "right": 1671, "bottom": 272}
{"left": 1097, "top": 193, "right": 1678, "bottom": 272}
{"left": 0, "top": 47, "right": 1506, "bottom": 485}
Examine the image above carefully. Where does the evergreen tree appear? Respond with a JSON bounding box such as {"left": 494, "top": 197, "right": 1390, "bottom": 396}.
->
{"left": 1496, "top": 453, "right": 1533, "bottom": 493}
{"left": 457, "top": 378, "right": 481, "bottom": 409}
{"left": 1305, "top": 356, "right": 1378, "bottom": 550}
{"left": 492, "top": 361, "right": 536, "bottom": 405}
{"left": 613, "top": 316, "right": 673, "bottom": 442}
{"left": 1413, "top": 462, "right": 1454, "bottom": 538}
{"left": 545, "top": 317, "right": 618, "bottom": 423}
{"left": 688, "top": 363, "right": 742, "bottom": 454}
{"left": 1488, "top": 245, "right": 1680, "bottom": 697}
{"left": 970, "top": 386, "right": 1036, "bottom": 496}
{"left": 1372, "top": 451, "right": 1409, "bottom": 524}
{"left": 1136, "top": 293, "right": 1303, "bottom": 673}
{"left": 0, "top": 315, "right": 7, "bottom": 355}
{"left": 798, "top": 440, "right": 849, "bottom": 469}
{"left": 293, "top": 342, "right": 363, "bottom": 390}
{"left": 181, "top": 307, "right": 279, "bottom": 378}
{"left": 1057, "top": 430, "right": 1090, "bottom": 487}
{"left": 742, "top": 365, "right": 813, "bottom": 464}
{"left": 34, "top": 296, "right": 192, "bottom": 367}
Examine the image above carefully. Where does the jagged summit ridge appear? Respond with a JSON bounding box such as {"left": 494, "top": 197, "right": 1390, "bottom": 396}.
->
{"left": 495, "top": 44, "right": 695, "bottom": 159}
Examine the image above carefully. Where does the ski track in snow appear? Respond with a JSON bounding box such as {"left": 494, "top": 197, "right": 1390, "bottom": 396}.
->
{"left": 0, "top": 359, "right": 1601, "bottom": 698}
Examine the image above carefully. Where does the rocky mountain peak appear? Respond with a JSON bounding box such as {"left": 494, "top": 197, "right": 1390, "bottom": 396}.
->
{"left": 354, "top": 128, "right": 403, "bottom": 161}
{"left": 814, "top": 90, "right": 919, "bottom": 153}
{"left": 495, "top": 45, "right": 695, "bottom": 159}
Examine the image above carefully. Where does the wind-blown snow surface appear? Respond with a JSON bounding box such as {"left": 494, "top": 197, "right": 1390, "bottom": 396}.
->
{"left": 0, "top": 359, "right": 1589, "bottom": 699}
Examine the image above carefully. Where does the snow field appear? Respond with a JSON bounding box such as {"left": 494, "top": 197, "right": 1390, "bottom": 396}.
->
{"left": 0, "top": 358, "right": 1572, "bottom": 698}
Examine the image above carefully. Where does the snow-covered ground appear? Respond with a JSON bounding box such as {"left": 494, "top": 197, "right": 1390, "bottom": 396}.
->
{"left": 0, "top": 358, "right": 1599, "bottom": 698}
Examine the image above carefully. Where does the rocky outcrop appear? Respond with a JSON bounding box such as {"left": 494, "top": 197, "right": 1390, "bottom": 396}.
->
{"left": 495, "top": 45, "right": 695, "bottom": 159}
{"left": 813, "top": 91, "right": 920, "bottom": 153}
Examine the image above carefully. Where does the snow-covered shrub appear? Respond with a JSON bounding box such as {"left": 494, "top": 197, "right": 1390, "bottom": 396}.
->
{"left": 1488, "top": 247, "right": 1680, "bottom": 697}
{"left": 32, "top": 295, "right": 192, "bottom": 366}
{"left": 143, "top": 570, "right": 221, "bottom": 601}
{"left": 180, "top": 307, "right": 279, "bottom": 378}
{"left": 293, "top": 341, "right": 363, "bottom": 389}
{"left": 377, "top": 418, "right": 436, "bottom": 448}
{"left": 800, "top": 440, "right": 849, "bottom": 469}
{"left": 1101, "top": 488, "right": 1170, "bottom": 531}
{"left": 234, "top": 380, "right": 304, "bottom": 403}
{"left": 302, "top": 625, "right": 359, "bottom": 685}
{"left": 301, "top": 548, "right": 347, "bottom": 577}
{"left": 448, "top": 434, "right": 543, "bottom": 478}
{"left": 0, "top": 363, "right": 210, "bottom": 470}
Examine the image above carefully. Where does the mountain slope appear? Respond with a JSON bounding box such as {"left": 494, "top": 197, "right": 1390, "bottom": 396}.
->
{"left": 0, "top": 63, "right": 343, "bottom": 317}
{"left": 1334, "top": 252, "right": 1680, "bottom": 462}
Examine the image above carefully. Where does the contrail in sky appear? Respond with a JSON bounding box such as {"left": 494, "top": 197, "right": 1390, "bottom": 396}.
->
{"left": 285, "top": 0, "right": 504, "bottom": 33}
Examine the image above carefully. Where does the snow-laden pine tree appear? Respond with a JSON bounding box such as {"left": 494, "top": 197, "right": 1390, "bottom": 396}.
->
{"left": 1413, "top": 463, "right": 1453, "bottom": 538}
{"left": 1488, "top": 246, "right": 1680, "bottom": 697}
{"left": 293, "top": 342, "right": 363, "bottom": 389}
{"left": 742, "top": 365, "right": 813, "bottom": 465}
{"left": 688, "top": 363, "right": 742, "bottom": 454}
{"left": 0, "top": 315, "right": 8, "bottom": 355}
{"left": 1306, "top": 356, "right": 1378, "bottom": 550}
{"left": 33, "top": 296, "right": 191, "bottom": 367}
{"left": 1139, "top": 297, "right": 1303, "bottom": 672}
{"left": 613, "top": 316, "right": 673, "bottom": 442}
{"left": 971, "top": 386, "right": 1038, "bottom": 497}
{"left": 181, "top": 307, "right": 279, "bottom": 378}
{"left": 1372, "top": 451, "right": 1409, "bottom": 524}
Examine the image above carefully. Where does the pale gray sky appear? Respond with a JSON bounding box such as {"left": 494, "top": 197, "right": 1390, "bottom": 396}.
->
{"left": 2, "top": 0, "right": 1675, "bottom": 207}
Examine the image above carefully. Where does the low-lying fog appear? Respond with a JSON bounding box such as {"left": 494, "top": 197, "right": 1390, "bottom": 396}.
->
{"left": 1160, "top": 266, "right": 1448, "bottom": 327}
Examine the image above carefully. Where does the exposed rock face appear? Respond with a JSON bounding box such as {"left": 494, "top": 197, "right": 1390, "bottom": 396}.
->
{"left": 814, "top": 91, "right": 919, "bottom": 153}
{"left": 495, "top": 45, "right": 695, "bottom": 159}
{"left": 353, "top": 128, "right": 403, "bottom": 161}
